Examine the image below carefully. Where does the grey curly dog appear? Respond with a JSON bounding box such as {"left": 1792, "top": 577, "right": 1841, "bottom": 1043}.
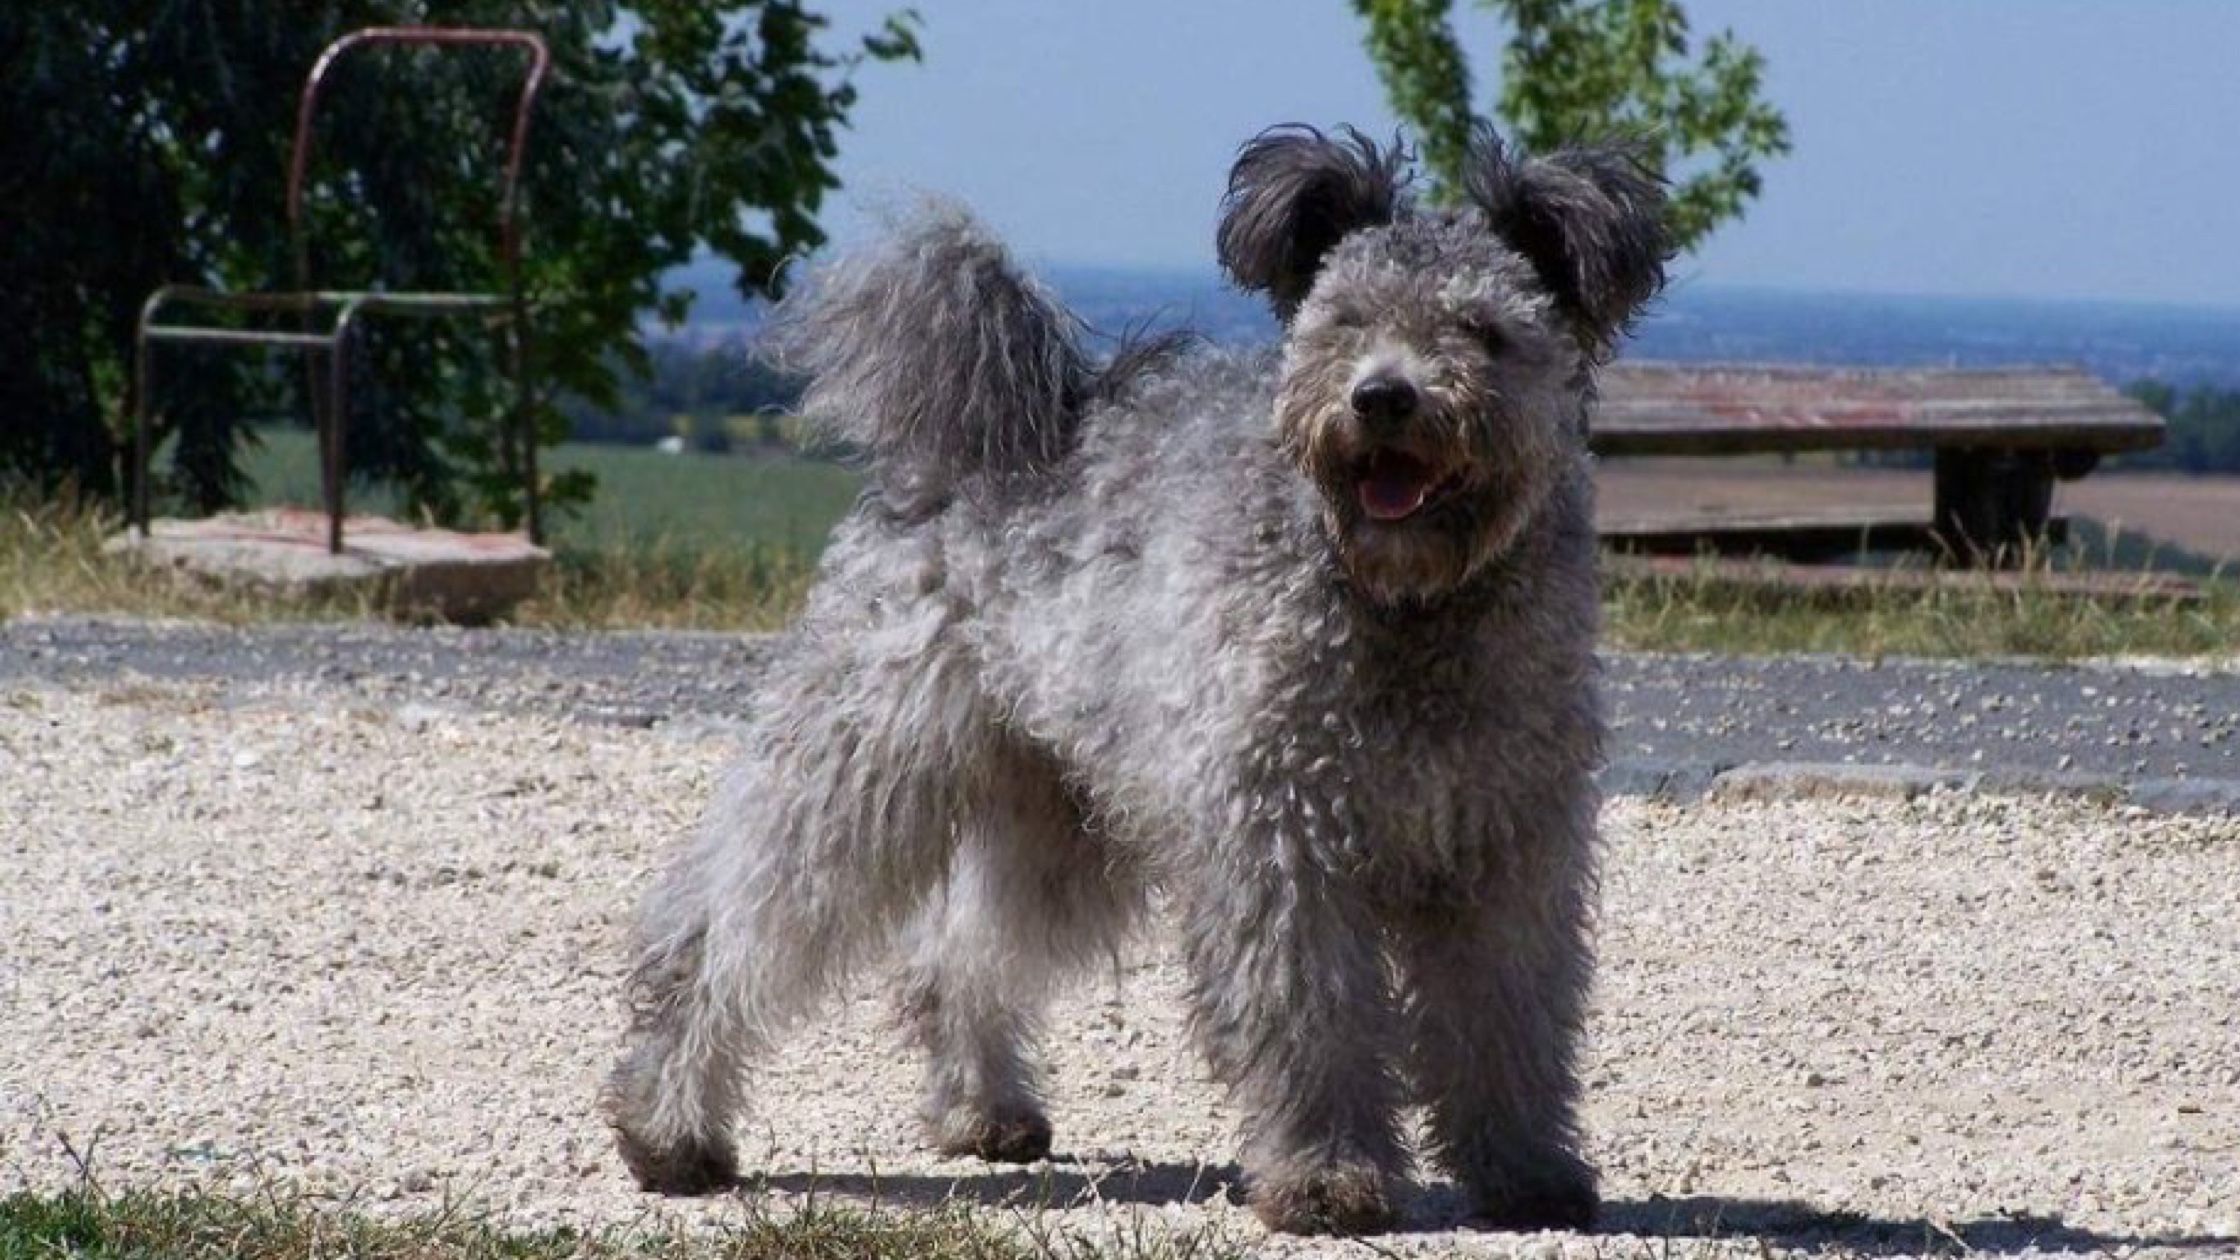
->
{"left": 602, "top": 123, "right": 1669, "bottom": 1236}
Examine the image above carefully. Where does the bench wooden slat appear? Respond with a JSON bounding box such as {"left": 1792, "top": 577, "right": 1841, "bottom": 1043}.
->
{"left": 1592, "top": 363, "right": 2165, "bottom": 457}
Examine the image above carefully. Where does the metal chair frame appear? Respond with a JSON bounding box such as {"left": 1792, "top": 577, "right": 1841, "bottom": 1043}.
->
{"left": 133, "top": 27, "right": 552, "bottom": 552}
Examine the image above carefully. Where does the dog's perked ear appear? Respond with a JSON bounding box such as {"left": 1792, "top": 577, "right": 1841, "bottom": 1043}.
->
{"left": 1463, "top": 126, "right": 1672, "bottom": 358}
{"left": 1217, "top": 125, "right": 1406, "bottom": 321}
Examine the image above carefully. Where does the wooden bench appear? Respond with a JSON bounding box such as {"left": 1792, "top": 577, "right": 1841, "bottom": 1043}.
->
{"left": 1589, "top": 363, "right": 2166, "bottom": 565}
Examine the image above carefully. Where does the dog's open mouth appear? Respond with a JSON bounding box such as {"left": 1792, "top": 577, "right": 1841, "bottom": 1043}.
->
{"left": 1354, "top": 449, "right": 1459, "bottom": 523}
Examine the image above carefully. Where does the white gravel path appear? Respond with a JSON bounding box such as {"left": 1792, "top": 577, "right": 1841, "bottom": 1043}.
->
{"left": 2, "top": 676, "right": 2235, "bottom": 1258}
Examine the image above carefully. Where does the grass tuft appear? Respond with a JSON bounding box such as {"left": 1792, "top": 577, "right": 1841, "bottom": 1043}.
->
{"left": 524, "top": 534, "right": 815, "bottom": 632}
{"left": 0, "top": 488, "right": 382, "bottom": 625}
{"left": 0, "top": 1181, "right": 1242, "bottom": 1260}
{"left": 1603, "top": 555, "right": 2239, "bottom": 659}
{"left": 0, "top": 490, "right": 813, "bottom": 632}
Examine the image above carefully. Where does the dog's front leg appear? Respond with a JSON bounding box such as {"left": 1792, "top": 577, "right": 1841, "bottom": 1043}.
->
{"left": 1395, "top": 829, "right": 1599, "bottom": 1230}
{"left": 1180, "top": 843, "right": 1406, "bottom": 1235}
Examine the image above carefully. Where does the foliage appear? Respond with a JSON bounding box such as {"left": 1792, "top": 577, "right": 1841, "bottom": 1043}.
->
{"left": 2122, "top": 382, "right": 2240, "bottom": 474}
{"left": 1350, "top": 1, "right": 1479, "bottom": 191}
{"left": 1350, "top": 0, "right": 1790, "bottom": 252}
{"left": 0, "top": 2, "right": 916, "bottom": 532}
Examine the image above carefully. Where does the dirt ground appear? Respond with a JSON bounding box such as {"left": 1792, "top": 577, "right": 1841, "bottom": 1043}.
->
{"left": 1596, "top": 460, "right": 2240, "bottom": 565}
{"left": 3, "top": 677, "right": 2236, "bottom": 1258}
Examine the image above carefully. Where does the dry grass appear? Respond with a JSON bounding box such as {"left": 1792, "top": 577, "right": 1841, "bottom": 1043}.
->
{"left": 0, "top": 1181, "right": 1243, "bottom": 1260}
{"left": 0, "top": 493, "right": 810, "bottom": 632}
{"left": 0, "top": 1181, "right": 2056, "bottom": 1260}
{"left": 523, "top": 536, "right": 815, "bottom": 632}
{"left": 0, "top": 492, "right": 384, "bottom": 625}
{"left": 1602, "top": 555, "right": 2240, "bottom": 658}
{"left": 6, "top": 489, "right": 2236, "bottom": 659}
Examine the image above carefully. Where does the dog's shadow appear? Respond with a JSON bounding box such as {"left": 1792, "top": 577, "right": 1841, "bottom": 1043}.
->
{"left": 755, "top": 1157, "right": 1235, "bottom": 1214}
{"left": 748, "top": 1159, "right": 2233, "bottom": 1256}
{"left": 1592, "top": 1194, "right": 2232, "bottom": 1256}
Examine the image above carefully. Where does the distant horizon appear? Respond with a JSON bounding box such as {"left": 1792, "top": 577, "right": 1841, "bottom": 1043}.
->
{"left": 660, "top": 257, "right": 2240, "bottom": 389}
{"left": 670, "top": 254, "right": 2240, "bottom": 321}
{"left": 1040, "top": 268, "right": 2240, "bottom": 320}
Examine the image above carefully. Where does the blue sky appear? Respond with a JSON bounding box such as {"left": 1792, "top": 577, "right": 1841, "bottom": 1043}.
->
{"left": 807, "top": 1, "right": 2240, "bottom": 308}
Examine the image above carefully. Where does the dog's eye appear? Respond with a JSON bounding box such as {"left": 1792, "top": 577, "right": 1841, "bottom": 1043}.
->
{"left": 1472, "top": 321, "right": 1508, "bottom": 355}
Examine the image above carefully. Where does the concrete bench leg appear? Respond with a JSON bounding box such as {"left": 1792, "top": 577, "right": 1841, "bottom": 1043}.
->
{"left": 1932, "top": 448, "right": 2056, "bottom": 567}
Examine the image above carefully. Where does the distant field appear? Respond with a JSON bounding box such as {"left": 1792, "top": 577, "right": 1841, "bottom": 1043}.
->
{"left": 240, "top": 430, "right": 2238, "bottom": 576}
{"left": 242, "top": 427, "right": 860, "bottom": 554}
{"left": 2063, "top": 474, "right": 2240, "bottom": 566}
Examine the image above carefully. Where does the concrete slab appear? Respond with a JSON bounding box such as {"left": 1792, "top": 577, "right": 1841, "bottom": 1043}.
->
{"left": 107, "top": 509, "right": 549, "bottom": 623}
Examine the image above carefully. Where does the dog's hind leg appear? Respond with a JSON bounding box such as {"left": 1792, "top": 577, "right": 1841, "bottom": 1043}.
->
{"left": 1395, "top": 800, "right": 1600, "bottom": 1230}
{"left": 899, "top": 750, "right": 1138, "bottom": 1163}
{"left": 601, "top": 919, "right": 743, "bottom": 1193}
{"left": 602, "top": 597, "right": 991, "bottom": 1194}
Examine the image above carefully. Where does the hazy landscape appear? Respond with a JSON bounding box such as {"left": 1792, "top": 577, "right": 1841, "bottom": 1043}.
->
{"left": 671, "top": 258, "right": 2240, "bottom": 388}
{"left": 618, "top": 262, "right": 2240, "bottom": 570}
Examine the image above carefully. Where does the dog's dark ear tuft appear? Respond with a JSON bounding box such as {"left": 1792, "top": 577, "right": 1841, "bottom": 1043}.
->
{"left": 1463, "top": 125, "right": 1672, "bottom": 356}
{"left": 1218, "top": 125, "right": 1405, "bottom": 321}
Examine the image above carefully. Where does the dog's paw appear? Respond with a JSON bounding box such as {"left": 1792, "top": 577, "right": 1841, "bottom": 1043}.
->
{"left": 611, "top": 1127, "right": 737, "bottom": 1195}
{"left": 600, "top": 1050, "right": 739, "bottom": 1195}
{"left": 933, "top": 1111, "right": 1053, "bottom": 1164}
{"left": 1250, "top": 1165, "right": 1399, "bottom": 1236}
{"left": 1466, "top": 1156, "right": 1599, "bottom": 1232}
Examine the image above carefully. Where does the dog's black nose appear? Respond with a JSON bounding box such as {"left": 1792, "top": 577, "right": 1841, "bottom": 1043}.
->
{"left": 1350, "top": 374, "right": 1418, "bottom": 425}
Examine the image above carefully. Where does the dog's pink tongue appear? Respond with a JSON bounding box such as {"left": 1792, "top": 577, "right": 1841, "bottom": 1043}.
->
{"left": 1357, "top": 453, "right": 1434, "bottom": 522}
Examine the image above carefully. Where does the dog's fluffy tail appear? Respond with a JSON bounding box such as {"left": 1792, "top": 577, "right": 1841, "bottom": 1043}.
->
{"left": 773, "top": 204, "right": 1092, "bottom": 508}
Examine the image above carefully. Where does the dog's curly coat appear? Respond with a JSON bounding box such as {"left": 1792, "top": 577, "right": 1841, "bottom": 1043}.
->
{"left": 602, "top": 124, "right": 1669, "bottom": 1236}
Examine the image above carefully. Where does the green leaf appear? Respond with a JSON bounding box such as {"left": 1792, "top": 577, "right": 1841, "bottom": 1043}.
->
{"left": 1353, "top": 0, "right": 1791, "bottom": 252}
{"left": 2, "top": 1, "right": 916, "bottom": 536}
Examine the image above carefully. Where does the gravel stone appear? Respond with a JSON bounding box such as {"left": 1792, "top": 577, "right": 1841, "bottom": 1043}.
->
{"left": 4, "top": 673, "right": 2236, "bottom": 1257}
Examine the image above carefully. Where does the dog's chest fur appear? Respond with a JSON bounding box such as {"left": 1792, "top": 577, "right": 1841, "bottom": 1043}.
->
{"left": 943, "top": 367, "right": 1602, "bottom": 898}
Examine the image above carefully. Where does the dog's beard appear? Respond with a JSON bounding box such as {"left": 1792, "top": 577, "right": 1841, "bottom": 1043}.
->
{"left": 1279, "top": 405, "right": 1544, "bottom": 606}
{"left": 1326, "top": 476, "right": 1539, "bottom": 605}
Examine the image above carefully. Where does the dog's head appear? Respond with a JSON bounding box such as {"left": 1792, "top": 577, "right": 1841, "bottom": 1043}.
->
{"left": 1218, "top": 124, "right": 1669, "bottom": 605}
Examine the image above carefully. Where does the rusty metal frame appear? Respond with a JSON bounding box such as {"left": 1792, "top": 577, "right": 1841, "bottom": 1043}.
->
{"left": 134, "top": 27, "right": 551, "bottom": 554}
